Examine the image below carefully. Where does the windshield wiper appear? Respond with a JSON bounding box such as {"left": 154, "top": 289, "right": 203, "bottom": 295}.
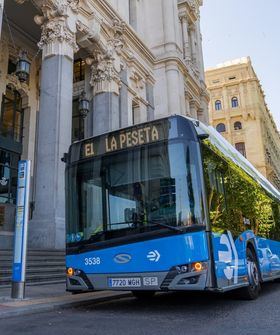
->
{"left": 146, "top": 219, "right": 183, "bottom": 233}
{"left": 86, "top": 220, "right": 183, "bottom": 243}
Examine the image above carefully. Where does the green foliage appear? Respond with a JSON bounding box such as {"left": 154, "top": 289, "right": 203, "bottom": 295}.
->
{"left": 202, "top": 142, "right": 280, "bottom": 240}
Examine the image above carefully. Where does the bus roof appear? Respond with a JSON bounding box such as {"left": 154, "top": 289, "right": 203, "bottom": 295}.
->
{"left": 188, "top": 116, "right": 280, "bottom": 201}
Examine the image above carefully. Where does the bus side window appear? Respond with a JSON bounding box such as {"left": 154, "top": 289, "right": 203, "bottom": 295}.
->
{"left": 202, "top": 145, "right": 227, "bottom": 233}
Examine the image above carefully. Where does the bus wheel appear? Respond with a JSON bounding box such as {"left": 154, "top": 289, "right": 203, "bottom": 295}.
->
{"left": 240, "top": 248, "right": 261, "bottom": 300}
{"left": 132, "top": 290, "right": 156, "bottom": 299}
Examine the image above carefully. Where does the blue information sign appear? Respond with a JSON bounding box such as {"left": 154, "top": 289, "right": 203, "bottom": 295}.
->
{"left": 12, "top": 160, "right": 31, "bottom": 283}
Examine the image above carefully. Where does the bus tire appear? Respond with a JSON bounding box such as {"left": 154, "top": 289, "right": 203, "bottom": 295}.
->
{"left": 239, "top": 248, "right": 261, "bottom": 300}
{"left": 132, "top": 290, "right": 156, "bottom": 299}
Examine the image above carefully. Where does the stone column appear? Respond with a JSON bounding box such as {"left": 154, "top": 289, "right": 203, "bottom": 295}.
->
{"left": 86, "top": 53, "right": 121, "bottom": 137}
{"left": 180, "top": 15, "right": 191, "bottom": 61}
{"left": 0, "top": 0, "right": 4, "bottom": 39}
{"left": 195, "top": 18, "right": 204, "bottom": 80}
{"left": 189, "top": 100, "right": 197, "bottom": 119}
{"left": 86, "top": 22, "right": 124, "bottom": 137}
{"left": 146, "top": 81, "right": 155, "bottom": 121}
{"left": 166, "top": 61, "right": 181, "bottom": 114}
{"left": 129, "top": 0, "right": 137, "bottom": 30}
{"left": 189, "top": 25, "right": 197, "bottom": 65}
{"left": 162, "top": 0, "right": 177, "bottom": 51}
{"left": 119, "top": 68, "right": 129, "bottom": 128}
{"left": 29, "top": 2, "right": 78, "bottom": 249}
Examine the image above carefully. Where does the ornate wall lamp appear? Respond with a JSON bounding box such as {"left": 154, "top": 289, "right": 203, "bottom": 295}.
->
{"left": 79, "top": 91, "right": 90, "bottom": 119}
{"left": 16, "top": 50, "right": 31, "bottom": 83}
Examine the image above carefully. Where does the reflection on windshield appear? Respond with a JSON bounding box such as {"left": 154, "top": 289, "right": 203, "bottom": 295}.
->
{"left": 66, "top": 141, "right": 205, "bottom": 244}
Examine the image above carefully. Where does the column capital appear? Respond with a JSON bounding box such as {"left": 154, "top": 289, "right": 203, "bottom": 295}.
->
{"left": 86, "top": 19, "right": 125, "bottom": 95}
{"left": 34, "top": 0, "right": 79, "bottom": 60}
{"left": 87, "top": 50, "right": 122, "bottom": 96}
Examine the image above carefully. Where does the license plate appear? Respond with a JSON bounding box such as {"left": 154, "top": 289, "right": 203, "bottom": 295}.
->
{"left": 108, "top": 277, "right": 141, "bottom": 288}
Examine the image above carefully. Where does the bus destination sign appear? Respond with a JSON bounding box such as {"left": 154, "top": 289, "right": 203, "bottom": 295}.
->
{"left": 82, "top": 122, "right": 168, "bottom": 159}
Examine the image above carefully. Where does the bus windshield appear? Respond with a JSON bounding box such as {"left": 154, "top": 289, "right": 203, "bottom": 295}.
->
{"left": 66, "top": 140, "right": 205, "bottom": 245}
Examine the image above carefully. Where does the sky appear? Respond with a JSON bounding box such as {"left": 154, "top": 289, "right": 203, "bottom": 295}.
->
{"left": 200, "top": 0, "right": 280, "bottom": 130}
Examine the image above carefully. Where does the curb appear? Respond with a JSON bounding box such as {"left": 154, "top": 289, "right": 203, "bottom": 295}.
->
{"left": 0, "top": 291, "right": 131, "bottom": 319}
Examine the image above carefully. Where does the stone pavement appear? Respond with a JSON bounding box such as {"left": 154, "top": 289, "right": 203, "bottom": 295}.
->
{"left": 0, "top": 283, "right": 130, "bottom": 319}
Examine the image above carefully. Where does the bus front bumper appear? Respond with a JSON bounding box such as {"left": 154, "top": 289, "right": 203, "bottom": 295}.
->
{"left": 66, "top": 262, "right": 209, "bottom": 292}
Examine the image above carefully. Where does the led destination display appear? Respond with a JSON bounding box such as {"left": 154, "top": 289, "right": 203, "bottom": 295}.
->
{"left": 81, "top": 121, "right": 169, "bottom": 159}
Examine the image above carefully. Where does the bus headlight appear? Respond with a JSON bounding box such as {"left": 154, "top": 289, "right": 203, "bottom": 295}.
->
{"left": 67, "top": 267, "right": 74, "bottom": 276}
{"left": 191, "top": 262, "right": 207, "bottom": 272}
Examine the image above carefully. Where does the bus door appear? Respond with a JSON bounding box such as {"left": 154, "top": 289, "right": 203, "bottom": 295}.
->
{"left": 212, "top": 231, "right": 240, "bottom": 290}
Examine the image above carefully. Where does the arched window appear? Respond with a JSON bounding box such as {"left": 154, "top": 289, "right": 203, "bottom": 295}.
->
{"left": 216, "top": 123, "right": 226, "bottom": 133}
{"left": 231, "top": 97, "right": 239, "bottom": 108}
{"left": 235, "top": 142, "right": 246, "bottom": 157}
{"left": 215, "top": 100, "right": 222, "bottom": 111}
{"left": 234, "top": 121, "right": 242, "bottom": 130}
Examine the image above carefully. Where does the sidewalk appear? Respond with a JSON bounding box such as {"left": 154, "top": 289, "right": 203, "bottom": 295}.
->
{"left": 0, "top": 283, "right": 130, "bottom": 319}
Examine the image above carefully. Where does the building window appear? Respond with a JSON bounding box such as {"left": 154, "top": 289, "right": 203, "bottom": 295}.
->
{"left": 215, "top": 100, "right": 222, "bottom": 111}
{"left": 234, "top": 121, "right": 242, "bottom": 130}
{"left": 73, "top": 59, "right": 85, "bottom": 83}
{"left": 231, "top": 97, "right": 239, "bottom": 108}
{"left": 235, "top": 142, "right": 246, "bottom": 158}
{"left": 0, "top": 86, "right": 24, "bottom": 143}
{"left": 0, "top": 149, "right": 19, "bottom": 205}
{"left": 132, "top": 100, "right": 140, "bottom": 125}
{"left": 72, "top": 98, "right": 84, "bottom": 142}
{"left": 8, "top": 59, "right": 17, "bottom": 75}
{"left": 216, "top": 123, "right": 226, "bottom": 133}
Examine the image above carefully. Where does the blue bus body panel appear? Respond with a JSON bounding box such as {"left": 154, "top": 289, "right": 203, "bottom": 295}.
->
{"left": 67, "top": 229, "right": 280, "bottom": 291}
{"left": 66, "top": 231, "right": 209, "bottom": 274}
{"left": 212, "top": 230, "right": 280, "bottom": 289}
{"left": 255, "top": 237, "right": 280, "bottom": 279}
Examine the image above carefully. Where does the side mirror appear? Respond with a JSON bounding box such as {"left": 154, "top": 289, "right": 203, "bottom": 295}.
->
{"left": 61, "top": 153, "right": 68, "bottom": 163}
{"left": 197, "top": 133, "right": 209, "bottom": 140}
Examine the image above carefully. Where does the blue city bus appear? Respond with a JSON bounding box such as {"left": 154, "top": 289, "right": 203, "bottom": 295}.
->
{"left": 65, "top": 115, "right": 280, "bottom": 299}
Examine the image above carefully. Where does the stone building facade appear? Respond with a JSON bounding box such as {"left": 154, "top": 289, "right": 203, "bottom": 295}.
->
{"left": 205, "top": 57, "right": 280, "bottom": 191}
{"left": 0, "top": 0, "right": 209, "bottom": 250}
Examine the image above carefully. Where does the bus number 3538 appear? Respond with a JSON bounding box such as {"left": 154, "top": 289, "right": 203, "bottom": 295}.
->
{"left": 85, "top": 257, "right": 101, "bottom": 266}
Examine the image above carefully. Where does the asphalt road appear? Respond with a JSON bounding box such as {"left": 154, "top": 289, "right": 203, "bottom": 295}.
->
{"left": 1, "top": 282, "right": 280, "bottom": 335}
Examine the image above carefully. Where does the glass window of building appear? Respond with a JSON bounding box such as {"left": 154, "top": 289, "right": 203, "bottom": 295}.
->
{"left": 0, "top": 149, "right": 20, "bottom": 205}
{"left": 215, "top": 100, "right": 222, "bottom": 111}
{"left": 0, "top": 86, "right": 23, "bottom": 143}
{"left": 234, "top": 121, "right": 242, "bottom": 130}
{"left": 73, "top": 59, "right": 85, "bottom": 83}
{"left": 235, "top": 142, "right": 246, "bottom": 157}
{"left": 7, "top": 59, "right": 17, "bottom": 75}
{"left": 132, "top": 100, "right": 140, "bottom": 125}
{"left": 231, "top": 97, "right": 239, "bottom": 108}
{"left": 216, "top": 123, "right": 226, "bottom": 133}
{"left": 72, "top": 98, "right": 84, "bottom": 142}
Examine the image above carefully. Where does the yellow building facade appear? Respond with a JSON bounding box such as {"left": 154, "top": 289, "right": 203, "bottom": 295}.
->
{"left": 205, "top": 57, "right": 280, "bottom": 190}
